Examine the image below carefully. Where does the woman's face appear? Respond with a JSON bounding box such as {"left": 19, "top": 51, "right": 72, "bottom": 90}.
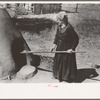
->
{"left": 57, "top": 19, "right": 65, "bottom": 26}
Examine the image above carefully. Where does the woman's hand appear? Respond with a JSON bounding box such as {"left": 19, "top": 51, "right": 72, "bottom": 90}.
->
{"left": 51, "top": 44, "right": 57, "bottom": 52}
{"left": 67, "top": 49, "right": 73, "bottom": 53}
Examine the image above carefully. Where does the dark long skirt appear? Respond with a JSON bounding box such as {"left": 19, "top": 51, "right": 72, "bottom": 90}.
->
{"left": 53, "top": 51, "right": 77, "bottom": 82}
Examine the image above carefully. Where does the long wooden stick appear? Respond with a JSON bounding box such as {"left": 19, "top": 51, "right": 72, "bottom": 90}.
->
{"left": 21, "top": 50, "right": 86, "bottom": 54}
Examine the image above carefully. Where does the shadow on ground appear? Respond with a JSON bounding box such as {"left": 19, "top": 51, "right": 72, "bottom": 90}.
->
{"left": 75, "top": 68, "right": 99, "bottom": 83}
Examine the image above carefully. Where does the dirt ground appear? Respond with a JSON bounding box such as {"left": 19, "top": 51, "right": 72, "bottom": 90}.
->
{"left": 1, "top": 4, "right": 100, "bottom": 83}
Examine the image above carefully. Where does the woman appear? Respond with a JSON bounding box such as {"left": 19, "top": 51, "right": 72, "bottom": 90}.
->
{"left": 52, "top": 12, "right": 79, "bottom": 82}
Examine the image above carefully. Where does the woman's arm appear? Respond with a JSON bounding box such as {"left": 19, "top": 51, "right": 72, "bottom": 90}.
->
{"left": 51, "top": 26, "right": 59, "bottom": 52}
{"left": 53, "top": 26, "right": 59, "bottom": 45}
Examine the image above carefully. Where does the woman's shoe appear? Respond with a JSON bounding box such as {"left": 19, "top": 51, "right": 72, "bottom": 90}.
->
{"left": 59, "top": 79, "right": 63, "bottom": 82}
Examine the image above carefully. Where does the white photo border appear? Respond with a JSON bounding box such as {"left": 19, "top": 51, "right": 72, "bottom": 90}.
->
{"left": 0, "top": 1, "right": 100, "bottom": 99}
